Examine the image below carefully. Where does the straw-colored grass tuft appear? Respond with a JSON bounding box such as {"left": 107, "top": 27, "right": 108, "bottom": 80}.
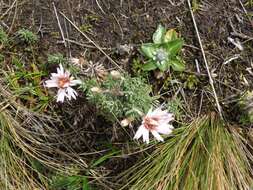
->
{"left": 120, "top": 114, "right": 253, "bottom": 190}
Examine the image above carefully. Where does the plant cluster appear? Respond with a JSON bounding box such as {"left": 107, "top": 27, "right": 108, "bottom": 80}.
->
{"left": 0, "top": 30, "right": 50, "bottom": 111}
{"left": 141, "top": 24, "right": 185, "bottom": 72}
{"left": 48, "top": 53, "right": 67, "bottom": 65}
{"left": 82, "top": 71, "right": 155, "bottom": 122}
{"left": 16, "top": 29, "right": 38, "bottom": 45}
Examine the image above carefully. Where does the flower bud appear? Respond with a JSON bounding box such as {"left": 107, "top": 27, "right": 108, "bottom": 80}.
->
{"left": 110, "top": 70, "right": 122, "bottom": 79}
{"left": 120, "top": 118, "right": 132, "bottom": 127}
{"left": 69, "top": 57, "right": 87, "bottom": 66}
{"left": 69, "top": 58, "right": 79, "bottom": 65}
{"left": 90, "top": 87, "right": 102, "bottom": 93}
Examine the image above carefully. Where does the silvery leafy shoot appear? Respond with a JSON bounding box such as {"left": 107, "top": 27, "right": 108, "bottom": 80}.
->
{"left": 141, "top": 24, "right": 185, "bottom": 72}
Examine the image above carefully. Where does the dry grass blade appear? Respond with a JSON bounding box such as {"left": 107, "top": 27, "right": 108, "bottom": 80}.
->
{"left": 0, "top": 110, "right": 49, "bottom": 189}
{"left": 120, "top": 114, "right": 253, "bottom": 190}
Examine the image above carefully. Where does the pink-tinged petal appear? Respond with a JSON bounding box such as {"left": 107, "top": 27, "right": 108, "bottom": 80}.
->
{"left": 151, "top": 130, "right": 164, "bottom": 142}
{"left": 134, "top": 125, "right": 146, "bottom": 140}
{"left": 56, "top": 89, "right": 66, "bottom": 102}
{"left": 45, "top": 80, "right": 58, "bottom": 88}
{"left": 143, "top": 129, "right": 149, "bottom": 144}
{"left": 156, "top": 124, "right": 174, "bottom": 135}
{"left": 64, "top": 71, "right": 71, "bottom": 78}
{"left": 153, "top": 110, "right": 168, "bottom": 118}
{"left": 159, "top": 113, "right": 174, "bottom": 124}
{"left": 70, "top": 79, "right": 82, "bottom": 86}
{"left": 150, "top": 107, "right": 163, "bottom": 116}
{"left": 66, "top": 87, "right": 77, "bottom": 100}
{"left": 146, "top": 107, "right": 174, "bottom": 124}
{"left": 56, "top": 68, "right": 61, "bottom": 75}
{"left": 51, "top": 73, "right": 61, "bottom": 78}
{"left": 57, "top": 64, "right": 64, "bottom": 75}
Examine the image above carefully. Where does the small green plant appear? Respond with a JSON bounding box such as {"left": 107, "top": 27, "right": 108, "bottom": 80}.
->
{"left": 48, "top": 53, "right": 67, "bottom": 65}
{"left": 192, "top": 0, "right": 201, "bottom": 12}
{"left": 82, "top": 71, "right": 155, "bottom": 122}
{"left": 131, "top": 58, "right": 149, "bottom": 77}
{"left": 0, "top": 28, "right": 8, "bottom": 46}
{"left": 0, "top": 54, "right": 4, "bottom": 63}
{"left": 184, "top": 74, "right": 199, "bottom": 89}
{"left": 51, "top": 175, "right": 90, "bottom": 190}
{"left": 238, "top": 91, "right": 253, "bottom": 124}
{"left": 4, "top": 56, "right": 50, "bottom": 111}
{"left": 80, "top": 24, "right": 93, "bottom": 32}
{"left": 141, "top": 24, "right": 185, "bottom": 72}
{"left": 167, "top": 97, "right": 184, "bottom": 120}
{"left": 245, "top": 0, "right": 253, "bottom": 7}
{"left": 17, "top": 29, "right": 38, "bottom": 44}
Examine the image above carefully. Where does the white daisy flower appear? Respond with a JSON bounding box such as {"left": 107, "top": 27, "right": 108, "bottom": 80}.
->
{"left": 134, "top": 107, "right": 174, "bottom": 144}
{"left": 45, "top": 64, "right": 81, "bottom": 103}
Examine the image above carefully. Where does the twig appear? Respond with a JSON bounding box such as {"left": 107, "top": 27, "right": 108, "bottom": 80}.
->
{"left": 37, "top": 14, "right": 44, "bottom": 37}
{"left": 60, "top": 11, "right": 123, "bottom": 71}
{"left": 0, "top": 0, "right": 18, "bottom": 20}
{"left": 64, "top": 38, "right": 114, "bottom": 50}
{"left": 8, "top": 0, "right": 18, "bottom": 34}
{"left": 195, "top": 59, "right": 200, "bottom": 73}
{"left": 95, "top": 0, "right": 106, "bottom": 14}
{"left": 229, "top": 18, "right": 253, "bottom": 40}
{"left": 63, "top": 17, "right": 72, "bottom": 57}
{"left": 223, "top": 54, "right": 240, "bottom": 65}
{"left": 112, "top": 13, "right": 124, "bottom": 40}
{"left": 168, "top": 0, "right": 185, "bottom": 6}
{"left": 52, "top": 2, "right": 66, "bottom": 47}
{"left": 227, "top": 37, "right": 244, "bottom": 51}
{"left": 187, "top": 0, "right": 223, "bottom": 119}
{"left": 0, "top": 21, "right": 9, "bottom": 29}
{"left": 197, "top": 90, "right": 204, "bottom": 117}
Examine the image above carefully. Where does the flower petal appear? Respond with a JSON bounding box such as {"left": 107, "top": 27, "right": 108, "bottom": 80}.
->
{"left": 56, "top": 89, "right": 66, "bottom": 102}
{"left": 51, "top": 73, "right": 60, "bottom": 78}
{"left": 134, "top": 125, "right": 146, "bottom": 140}
{"left": 143, "top": 128, "right": 150, "bottom": 144}
{"left": 149, "top": 107, "right": 174, "bottom": 123}
{"left": 70, "top": 79, "right": 82, "bottom": 86}
{"left": 152, "top": 107, "right": 164, "bottom": 115}
{"left": 156, "top": 124, "right": 174, "bottom": 135}
{"left": 159, "top": 113, "right": 174, "bottom": 124}
{"left": 66, "top": 87, "right": 77, "bottom": 100}
{"left": 64, "top": 71, "right": 71, "bottom": 78}
{"left": 45, "top": 80, "right": 58, "bottom": 88}
{"left": 151, "top": 130, "right": 164, "bottom": 142}
{"left": 57, "top": 64, "right": 65, "bottom": 75}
